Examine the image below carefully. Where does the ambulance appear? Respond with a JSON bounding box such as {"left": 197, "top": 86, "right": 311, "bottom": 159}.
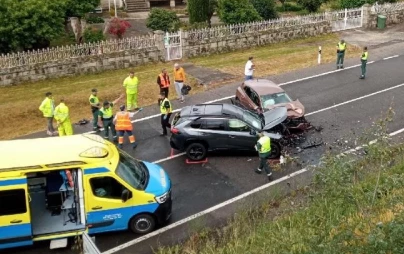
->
{"left": 0, "top": 134, "right": 172, "bottom": 250}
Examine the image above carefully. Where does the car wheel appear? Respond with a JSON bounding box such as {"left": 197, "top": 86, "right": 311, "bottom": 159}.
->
{"left": 269, "top": 141, "right": 281, "bottom": 159}
{"left": 129, "top": 214, "right": 156, "bottom": 234}
{"left": 186, "top": 143, "right": 207, "bottom": 161}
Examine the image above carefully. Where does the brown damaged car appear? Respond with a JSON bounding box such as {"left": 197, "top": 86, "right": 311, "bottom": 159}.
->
{"left": 234, "top": 79, "right": 311, "bottom": 134}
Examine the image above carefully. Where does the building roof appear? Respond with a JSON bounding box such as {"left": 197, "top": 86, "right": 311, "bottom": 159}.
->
{"left": 0, "top": 134, "right": 115, "bottom": 171}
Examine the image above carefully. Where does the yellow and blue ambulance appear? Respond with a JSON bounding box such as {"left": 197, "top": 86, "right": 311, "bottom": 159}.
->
{"left": 0, "top": 134, "right": 172, "bottom": 250}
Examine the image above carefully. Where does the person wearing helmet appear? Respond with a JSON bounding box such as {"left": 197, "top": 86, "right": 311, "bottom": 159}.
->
{"left": 113, "top": 104, "right": 143, "bottom": 149}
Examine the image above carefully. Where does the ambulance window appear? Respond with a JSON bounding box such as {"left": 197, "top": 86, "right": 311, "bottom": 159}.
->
{"left": 0, "top": 189, "right": 27, "bottom": 216}
{"left": 89, "top": 177, "right": 126, "bottom": 199}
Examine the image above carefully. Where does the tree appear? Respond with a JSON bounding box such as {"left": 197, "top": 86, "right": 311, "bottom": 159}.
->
{"left": 250, "top": 0, "right": 278, "bottom": 20}
{"left": 218, "top": 0, "right": 262, "bottom": 25}
{"left": 188, "top": 0, "right": 218, "bottom": 27}
{"left": 146, "top": 8, "right": 180, "bottom": 32}
{"left": 297, "top": 0, "right": 322, "bottom": 12}
{"left": 108, "top": 18, "right": 131, "bottom": 39}
{"left": 0, "top": 0, "right": 66, "bottom": 53}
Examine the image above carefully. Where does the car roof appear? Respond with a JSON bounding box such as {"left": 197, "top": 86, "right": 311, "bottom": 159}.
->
{"left": 180, "top": 103, "right": 245, "bottom": 119}
{"left": 244, "top": 79, "right": 284, "bottom": 95}
{"left": 0, "top": 134, "right": 115, "bottom": 170}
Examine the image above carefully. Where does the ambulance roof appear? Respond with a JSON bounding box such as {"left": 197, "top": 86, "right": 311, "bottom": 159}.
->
{"left": 0, "top": 134, "right": 115, "bottom": 171}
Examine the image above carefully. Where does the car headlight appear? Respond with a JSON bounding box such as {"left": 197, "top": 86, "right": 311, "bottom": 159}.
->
{"left": 155, "top": 191, "right": 170, "bottom": 204}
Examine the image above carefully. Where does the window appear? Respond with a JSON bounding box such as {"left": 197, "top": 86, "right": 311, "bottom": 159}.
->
{"left": 228, "top": 119, "right": 251, "bottom": 132}
{"left": 250, "top": 91, "right": 261, "bottom": 107}
{"left": 0, "top": 189, "right": 27, "bottom": 216}
{"left": 202, "top": 119, "right": 225, "bottom": 130}
{"left": 90, "top": 177, "right": 126, "bottom": 199}
{"left": 116, "top": 150, "right": 148, "bottom": 190}
{"left": 261, "top": 92, "right": 292, "bottom": 108}
{"left": 243, "top": 111, "right": 262, "bottom": 130}
{"left": 190, "top": 120, "right": 203, "bottom": 129}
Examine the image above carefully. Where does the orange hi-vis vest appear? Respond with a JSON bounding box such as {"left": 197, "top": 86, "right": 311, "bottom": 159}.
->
{"left": 159, "top": 74, "right": 170, "bottom": 88}
{"left": 115, "top": 112, "right": 133, "bottom": 131}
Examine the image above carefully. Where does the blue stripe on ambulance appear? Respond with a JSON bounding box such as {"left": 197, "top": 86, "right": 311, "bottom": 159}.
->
{"left": 143, "top": 162, "right": 171, "bottom": 196}
{"left": 0, "top": 224, "right": 32, "bottom": 250}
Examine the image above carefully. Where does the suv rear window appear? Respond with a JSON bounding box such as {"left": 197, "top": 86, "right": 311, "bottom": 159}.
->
{"left": 172, "top": 113, "right": 181, "bottom": 126}
{"left": 190, "top": 119, "right": 204, "bottom": 129}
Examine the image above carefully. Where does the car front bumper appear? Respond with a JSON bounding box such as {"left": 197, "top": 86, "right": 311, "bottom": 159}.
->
{"left": 154, "top": 195, "right": 172, "bottom": 225}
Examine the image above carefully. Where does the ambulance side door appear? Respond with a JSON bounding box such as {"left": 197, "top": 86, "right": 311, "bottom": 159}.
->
{"left": 0, "top": 177, "right": 33, "bottom": 250}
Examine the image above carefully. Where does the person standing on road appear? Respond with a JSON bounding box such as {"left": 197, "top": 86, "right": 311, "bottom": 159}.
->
{"left": 159, "top": 92, "right": 173, "bottom": 136}
{"left": 173, "top": 63, "right": 186, "bottom": 103}
{"left": 254, "top": 132, "right": 273, "bottom": 181}
{"left": 113, "top": 105, "right": 143, "bottom": 149}
{"left": 336, "top": 39, "right": 347, "bottom": 69}
{"left": 157, "top": 68, "right": 171, "bottom": 98}
{"left": 245, "top": 56, "right": 255, "bottom": 80}
{"left": 99, "top": 95, "right": 124, "bottom": 142}
{"left": 360, "top": 46, "right": 368, "bottom": 79}
{"left": 54, "top": 98, "right": 73, "bottom": 136}
{"left": 123, "top": 70, "right": 139, "bottom": 111}
{"left": 39, "top": 92, "right": 57, "bottom": 136}
{"left": 89, "top": 88, "right": 102, "bottom": 131}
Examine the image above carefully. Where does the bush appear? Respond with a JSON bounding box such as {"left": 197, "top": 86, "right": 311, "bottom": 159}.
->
{"left": 250, "top": 0, "right": 278, "bottom": 20}
{"left": 107, "top": 18, "right": 131, "bottom": 39}
{"left": 83, "top": 27, "right": 105, "bottom": 42}
{"left": 86, "top": 15, "right": 105, "bottom": 24}
{"left": 297, "top": 0, "right": 322, "bottom": 12}
{"left": 146, "top": 8, "right": 180, "bottom": 32}
{"left": 218, "top": 0, "right": 262, "bottom": 25}
{"left": 275, "top": 2, "right": 304, "bottom": 12}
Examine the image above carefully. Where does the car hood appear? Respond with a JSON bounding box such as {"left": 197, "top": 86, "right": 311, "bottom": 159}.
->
{"left": 264, "top": 100, "right": 305, "bottom": 118}
{"left": 260, "top": 107, "right": 288, "bottom": 130}
{"left": 143, "top": 161, "right": 171, "bottom": 196}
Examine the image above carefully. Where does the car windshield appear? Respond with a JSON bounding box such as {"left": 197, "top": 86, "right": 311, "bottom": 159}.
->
{"left": 116, "top": 150, "right": 149, "bottom": 190}
{"left": 261, "top": 92, "right": 292, "bottom": 108}
{"left": 242, "top": 110, "right": 263, "bottom": 130}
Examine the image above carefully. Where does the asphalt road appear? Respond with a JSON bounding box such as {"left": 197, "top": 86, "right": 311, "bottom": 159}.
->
{"left": 6, "top": 53, "right": 404, "bottom": 254}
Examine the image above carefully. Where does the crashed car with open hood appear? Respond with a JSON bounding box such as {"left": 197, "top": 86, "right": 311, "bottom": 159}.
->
{"left": 169, "top": 103, "right": 288, "bottom": 161}
{"left": 235, "top": 79, "right": 311, "bottom": 134}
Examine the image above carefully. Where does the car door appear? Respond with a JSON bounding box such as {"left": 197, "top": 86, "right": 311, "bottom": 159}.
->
{"left": 0, "top": 176, "right": 33, "bottom": 250}
{"left": 198, "top": 118, "right": 228, "bottom": 150}
{"left": 84, "top": 171, "right": 134, "bottom": 234}
{"left": 225, "top": 118, "right": 258, "bottom": 150}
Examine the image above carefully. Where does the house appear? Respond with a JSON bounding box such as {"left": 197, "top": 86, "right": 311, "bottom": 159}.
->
{"left": 101, "top": 0, "right": 184, "bottom": 13}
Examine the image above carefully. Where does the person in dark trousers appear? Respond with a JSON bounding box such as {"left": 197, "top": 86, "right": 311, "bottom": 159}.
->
{"left": 89, "top": 88, "right": 102, "bottom": 131}
{"left": 157, "top": 68, "right": 170, "bottom": 98}
{"left": 360, "top": 46, "right": 368, "bottom": 79}
{"left": 336, "top": 39, "right": 347, "bottom": 69}
{"left": 98, "top": 95, "right": 123, "bottom": 142}
{"left": 254, "top": 132, "right": 273, "bottom": 181}
{"left": 158, "top": 92, "right": 173, "bottom": 136}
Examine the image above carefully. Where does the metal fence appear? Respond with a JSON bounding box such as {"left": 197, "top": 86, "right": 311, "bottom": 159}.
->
{"left": 328, "top": 7, "right": 363, "bottom": 32}
{"left": 0, "top": 36, "right": 156, "bottom": 69}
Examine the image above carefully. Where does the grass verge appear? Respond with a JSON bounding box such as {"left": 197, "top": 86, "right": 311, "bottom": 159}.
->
{"left": 156, "top": 114, "right": 404, "bottom": 254}
{"left": 0, "top": 33, "right": 361, "bottom": 140}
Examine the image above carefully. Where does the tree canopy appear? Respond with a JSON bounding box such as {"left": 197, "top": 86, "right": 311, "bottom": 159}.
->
{"left": 218, "top": 0, "right": 262, "bottom": 25}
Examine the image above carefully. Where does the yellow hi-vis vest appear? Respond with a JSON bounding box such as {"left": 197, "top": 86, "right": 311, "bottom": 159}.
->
{"left": 100, "top": 106, "right": 113, "bottom": 119}
{"left": 54, "top": 103, "right": 70, "bottom": 123}
{"left": 123, "top": 76, "right": 139, "bottom": 95}
{"left": 89, "top": 94, "right": 99, "bottom": 105}
{"left": 39, "top": 97, "right": 55, "bottom": 117}
{"left": 338, "top": 42, "right": 346, "bottom": 51}
{"left": 160, "top": 98, "right": 172, "bottom": 114}
{"left": 361, "top": 51, "right": 368, "bottom": 61}
{"left": 258, "top": 136, "right": 271, "bottom": 153}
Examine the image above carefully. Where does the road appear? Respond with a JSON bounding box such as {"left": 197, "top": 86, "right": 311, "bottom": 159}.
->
{"left": 6, "top": 51, "right": 404, "bottom": 254}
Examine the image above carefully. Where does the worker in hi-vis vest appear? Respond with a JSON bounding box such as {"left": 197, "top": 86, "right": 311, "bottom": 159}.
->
{"left": 123, "top": 70, "right": 139, "bottom": 111}
{"left": 39, "top": 91, "right": 57, "bottom": 136}
{"left": 360, "top": 46, "right": 368, "bottom": 79}
{"left": 336, "top": 39, "right": 347, "bottom": 69}
{"left": 98, "top": 94, "right": 124, "bottom": 142}
{"left": 159, "top": 91, "right": 172, "bottom": 136}
{"left": 254, "top": 132, "right": 273, "bottom": 181}
{"left": 89, "top": 88, "right": 102, "bottom": 131}
{"left": 157, "top": 68, "right": 171, "bottom": 98}
{"left": 113, "top": 105, "right": 143, "bottom": 149}
{"left": 54, "top": 98, "right": 73, "bottom": 136}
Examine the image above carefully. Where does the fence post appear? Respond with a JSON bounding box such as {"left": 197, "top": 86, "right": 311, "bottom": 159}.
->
{"left": 344, "top": 8, "right": 348, "bottom": 29}
{"left": 318, "top": 46, "right": 322, "bottom": 64}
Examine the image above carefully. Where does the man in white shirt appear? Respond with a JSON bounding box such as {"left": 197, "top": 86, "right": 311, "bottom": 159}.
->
{"left": 244, "top": 56, "right": 255, "bottom": 80}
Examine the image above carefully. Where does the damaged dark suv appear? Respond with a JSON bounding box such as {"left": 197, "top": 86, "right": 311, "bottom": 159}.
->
{"left": 169, "top": 103, "right": 288, "bottom": 161}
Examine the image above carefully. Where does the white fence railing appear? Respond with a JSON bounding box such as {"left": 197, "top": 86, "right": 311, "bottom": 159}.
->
{"left": 0, "top": 36, "right": 156, "bottom": 69}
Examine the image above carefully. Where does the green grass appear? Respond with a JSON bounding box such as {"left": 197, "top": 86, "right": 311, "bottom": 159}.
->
{"left": 157, "top": 112, "right": 404, "bottom": 254}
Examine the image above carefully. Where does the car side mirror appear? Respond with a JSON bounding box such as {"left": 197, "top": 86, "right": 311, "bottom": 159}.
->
{"left": 121, "top": 189, "right": 132, "bottom": 202}
{"left": 250, "top": 129, "right": 256, "bottom": 136}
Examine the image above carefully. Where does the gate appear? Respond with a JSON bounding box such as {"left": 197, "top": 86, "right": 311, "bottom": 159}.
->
{"left": 83, "top": 232, "right": 101, "bottom": 254}
{"left": 329, "top": 7, "right": 363, "bottom": 31}
{"left": 164, "top": 31, "right": 182, "bottom": 61}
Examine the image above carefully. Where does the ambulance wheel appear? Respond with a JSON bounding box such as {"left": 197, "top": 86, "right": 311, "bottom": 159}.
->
{"left": 130, "top": 214, "right": 156, "bottom": 234}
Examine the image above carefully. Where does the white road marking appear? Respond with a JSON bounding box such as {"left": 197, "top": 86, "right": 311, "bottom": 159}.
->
{"left": 383, "top": 55, "right": 399, "bottom": 60}
{"left": 103, "top": 126, "right": 404, "bottom": 254}
{"left": 153, "top": 152, "right": 186, "bottom": 164}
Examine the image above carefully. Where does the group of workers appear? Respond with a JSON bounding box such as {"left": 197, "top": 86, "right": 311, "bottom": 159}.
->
{"left": 336, "top": 39, "right": 369, "bottom": 79}
{"left": 39, "top": 63, "right": 186, "bottom": 149}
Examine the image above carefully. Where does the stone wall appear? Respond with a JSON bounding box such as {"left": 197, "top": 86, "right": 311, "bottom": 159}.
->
{"left": 363, "top": 3, "right": 404, "bottom": 28}
{"left": 181, "top": 21, "right": 332, "bottom": 58}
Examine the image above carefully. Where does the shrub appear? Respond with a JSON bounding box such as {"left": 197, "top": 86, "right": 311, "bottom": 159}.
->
{"left": 146, "top": 8, "right": 180, "bottom": 32}
{"left": 83, "top": 27, "right": 105, "bottom": 42}
{"left": 275, "top": 2, "right": 304, "bottom": 12}
{"left": 297, "top": 0, "right": 322, "bottom": 12}
{"left": 107, "top": 18, "right": 131, "bottom": 39}
{"left": 188, "top": 0, "right": 218, "bottom": 27}
{"left": 250, "top": 0, "right": 278, "bottom": 20}
{"left": 86, "top": 15, "right": 105, "bottom": 24}
{"left": 218, "top": 0, "right": 262, "bottom": 25}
